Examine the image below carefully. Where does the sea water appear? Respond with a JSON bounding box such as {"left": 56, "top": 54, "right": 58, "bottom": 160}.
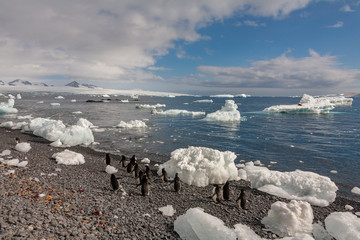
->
{"left": 2, "top": 93, "right": 359, "bottom": 200}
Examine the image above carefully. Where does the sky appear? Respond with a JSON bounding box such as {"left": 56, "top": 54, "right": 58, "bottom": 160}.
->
{"left": 0, "top": 0, "right": 360, "bottom": 96}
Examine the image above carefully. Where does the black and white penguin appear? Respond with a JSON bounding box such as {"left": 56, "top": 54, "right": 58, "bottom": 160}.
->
{"left": 105, "top": 153, "right": 111, "bottom": 165}
{"left": 223, "top": 181, "right": 230, "bottom": 201}
{"left": 110, "top": 174, "right": 119, "bottom": 191}
{"left": 174, "top": 173, "right": 181, "bottom": 193}
{"left": 236, "top": 189, "right": 246, "bottom": 209}
{"left": 212, "top": 184, "right": 222, "bottom": 203}
{"left": 161, "top": 168, "right": 169, "bottom": 183}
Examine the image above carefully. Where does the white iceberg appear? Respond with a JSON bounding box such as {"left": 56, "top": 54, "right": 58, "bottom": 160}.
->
{"left": 325, "top": 212, "right": 360, "bottom": 240}
{"left": 136, "top": 103, "right": 166, "bottom": 109}
{"left": 157, "top": 146, "right": 238, "bottom": 187}
{"left": 0, "top": 99, "right": 18, "bottom": 114}
{"left": 23, "top": 117, "right": 94, "bottom": 146}
{"left": 116, "top": 120, "right": 147, "bottom": 128}
{"left": 152, "top": 109, "right": 205, "bottom": 117}
{"left": 243, "top": 165, "right": 338, "bottom": 207}
{"left": 15, "top": 142, "right": 31, "bottom": 153}
{"left": 174, "top": 208, "right": 237, "bottom": 240}
{"left": 264, "top": 94, "right": 335, "bottom": 114}
{"left": 210, "top": 94, "right": 234, "bottom": 98}
{"left": 261, "top": 200, "right": 314, "bottom": 237}
{"left": 52, "top": 149, "right": 85, "bottom": 165}
{"left": 194, "top": 99, "right": 213, "bottom": 103}
{"left": 203, "top": 100, "right": 241, "bottom": 122}
{"left": 158, "top": 205, "right": 176, "bottom": 216}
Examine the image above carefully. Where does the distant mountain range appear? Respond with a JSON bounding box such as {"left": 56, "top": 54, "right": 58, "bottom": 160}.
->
{"left": 0, "top": 79, "right": 98, "bottom": 89}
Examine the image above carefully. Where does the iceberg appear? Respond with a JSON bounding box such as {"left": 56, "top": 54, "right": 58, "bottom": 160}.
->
{"left": 52, "top": 149, "right": 85, "bottom": 165}
{"left": 264, "top": 94, "right": 335, "bottom": 114}
{"left": 23, "top": 117, "right": 94, "bottom": 146}
{"left": 194, "top": 99, "right": 213, "bottom": 103}
{"left": 116, "top": 120, "right": 147, "bottom": 128}
{"left": 152, "top": 109, "right": 205, "bottom": 117}
{"left": 203, "top": 100, "right": 241, "bottom": 122}
{"left": 210, "top": 94, "right": 234, "bottom": 98}
{"left": 243, "top": 165, "right": 338, "bottom": 207}
{"left": 325, "top": 212, "right": 360, "bottom": 240}
{"left": 261, "top": 200, "right": 314, "bottom": 237}
{"left": 136, "top": 103, "right": 166, "bottom": 109}
{"left": 0, "top": 99, "right": 18, "bottom": 114}
{"left": 157, "top": 146, "right": 238, "bottom": 187}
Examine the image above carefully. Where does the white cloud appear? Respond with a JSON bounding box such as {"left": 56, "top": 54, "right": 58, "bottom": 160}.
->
{"left": 196, "top": 49, "right": 360, "bottom": 90}
{"left": 235, "top": 20, "right": 266, "bottom": 27}
{"left": 327, "top": 21, "right": 344, "bottom": 28}
{"left": 0, "top": 1, "right": 318, "bottom": 85}
{"left": 340, "top": 4, "right": 355, "bottom": 12}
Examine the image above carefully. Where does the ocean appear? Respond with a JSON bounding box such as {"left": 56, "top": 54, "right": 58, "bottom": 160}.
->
{"left": 2, "top": 93, "right": 359, "bottom": 200}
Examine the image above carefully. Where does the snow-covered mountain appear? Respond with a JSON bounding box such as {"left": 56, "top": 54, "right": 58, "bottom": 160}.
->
{"left": 0, "top": 80, "right": 5, "bottom": 85}
{"left": 65, "top": 81, "right": 98, "bottom": 89}
{"left": 8, "top": 79, "right": 33, "bottom": 86}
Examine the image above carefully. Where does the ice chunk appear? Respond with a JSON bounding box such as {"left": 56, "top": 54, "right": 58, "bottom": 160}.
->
{"left": 157, "top": 146, "right": 238, "bottom": 187}
{"left": 243, "top": 165, "right": 338, "bottom": 207}
{"left": 238, "top": 169, "right": 247, "bottom": 180}
{"left": 17, "top": 115, "right": 32, "bottom": 120}
{"left": 105, "top": 165, "right": 118, "bottom": 174}
{"left": 50, "top": 139, "right": 63, "bottom": 147}
{"left": 55, "top": 96, "right": 64, "bottom": 99}
{"left": 136, "top": 103, "right": 166, "bottom": 109}
{"left": 0, "top": 149, "right": 11, "bottom": 156}
{"left": 17, "top": 161, "right": 28, "bottom": 168}
{"left": 312, "top": 222, "right": 333, "bottom": 240}
{"left": 194, "top": 99, "right": 213, "bottom": 103}
{"left": 210, "top": 94, "right": 234, "bottom": 98}
{"left": 141, "top": 158, "right": 151, "bottom": 164}
{"left": 351, "top": 187, "right": 360, "bottom": 195}
{"left": 72, "top": 111, "right": 82, "bottom": 114}
{"left": 325, "top": 212, "right": 360, "bottom": 240}
{"left": 116, "top": 120, "right": 147, "bottom": 128}
{"left": 52, "top": 149, "right": 85, "bottom": 165}
{"left": 0, "top": 121, "right": 13, "bottom": 128}
{"left": 174, "top": 208, "right": 237, "bottom": 240}
{"left": 16, "top": 94, "right": 22, "bottom": 99}
{"left": 158, "top": 205, "right": 176, "bottom": 216}
{"left": 203, "top": 100, "right": 241, "bottom": 122}
{"left": 71, "top": 99, "right": 77, "bottom": 102}
{"left": 345, "top": 205, "right": 354, "bottom": 211}
{"left": 50, "top": 103, "right": 60, "bottom": 106}
{"left": 1, "top": 159, "right": 20, "bottom": 166}
{"left": 152, "top": 109, "right": 205, "bottom": 117}
{"left": 15, "top": 142, "right": 31, "bottom": 153}
{"left": 233, "top": 224, "right": 262, "bottom": 240}
{"left": 261, "top": 200, "right": 313, "bottom": 237}
{"left": 0, "top": 99, "right": 18, "bottom": 114}
{"left": 102, "top": 94, "right": 110, "bottom": 98}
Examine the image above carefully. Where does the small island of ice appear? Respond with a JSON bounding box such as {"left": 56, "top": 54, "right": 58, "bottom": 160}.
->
{"left": 0, "top": 99, "right": 18, "bottom": 114}
{"left": 52, "top": 149, "right": 85, "bottom": 165}
{"left": 157, "top": 146, "right": 238, "bottom": 187}
{"left": 243, "top": 165, "right": 338, "bottom": 207}
{"left": 152, "top": 109, "right": 205, "bottom": 117}
{"left": 203, "top": 100, "right": 241, "bottom": 122}
{"left": 136, "top": 103, "right": 166, "bottom": 109}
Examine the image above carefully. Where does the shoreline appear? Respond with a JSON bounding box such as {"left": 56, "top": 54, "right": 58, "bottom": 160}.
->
{"left": 1, "top": 128, "right": 359, "bottom": 239}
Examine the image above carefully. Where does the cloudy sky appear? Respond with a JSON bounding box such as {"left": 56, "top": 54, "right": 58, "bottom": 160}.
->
{"left": 1, "top": 0, "right": 360, "bottom": 96}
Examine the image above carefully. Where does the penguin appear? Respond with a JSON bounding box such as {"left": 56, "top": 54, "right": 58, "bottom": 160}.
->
{"left": 15, "top": 137, "right": 20, "bottom": 144}
{"left": 223, "top": 181, "right": 230, "bottom": 201}
{"left": 145, "top": 165, "right": 151, "bottom": 180}
{"left": 130, "top": 155, "right": 137, "bottom": 164}
{"left": 212, "top": 184, "right": 222, "bottom": 203}
{"left": 161, "top": 168, "right": 169, "bottom": 183}
{"left": 236, "top": 189, "right": 246, "bottom": 209}
{"left": 174, "top": 173, "right": 181, "bottom": 193}
{"left": 127, "top": 161, "right": 134, "bottom": 173}
{"left": 138, "top": 170, "right": 144, "bottom": 184}
{"left": 138, "top": 175, "right": 150, "bottom": 196}
{"left": 120, "top": 155, "right": 128, "bottom": 168}
{"left": 133, "top": 163, "right": 140, "bottom": 178}
{"left": 105, "top": 153, "right": 111, "bottom": 165}
{"left": 110, "top": 174, "right": 119, "bottom": 191}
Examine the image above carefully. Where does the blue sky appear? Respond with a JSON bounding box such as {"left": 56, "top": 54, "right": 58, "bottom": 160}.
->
{"left": 1, "top": 0, "right": 360, "bottom": 96}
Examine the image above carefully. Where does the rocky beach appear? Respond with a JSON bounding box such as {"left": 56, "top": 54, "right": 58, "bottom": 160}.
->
{"left": 1, "top": 128, "right": 359, "bottom": 239}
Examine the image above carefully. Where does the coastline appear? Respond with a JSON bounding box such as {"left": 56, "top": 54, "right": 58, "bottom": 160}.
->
{"left": 1, "top": 128, "right": 359, "bottom": 239}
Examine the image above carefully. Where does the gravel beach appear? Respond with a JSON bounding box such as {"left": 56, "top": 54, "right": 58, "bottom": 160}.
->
{"left": 1, "top": 128, "right": 359, "bottom": 239}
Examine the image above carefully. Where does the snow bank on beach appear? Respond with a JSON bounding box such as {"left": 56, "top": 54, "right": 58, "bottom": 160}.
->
{"left": 157, "top": 146, "right": 238, "bottom": 187}
{"left": 23, "top": 117, "right": 94, "bottom": 147}
{"left": 203, "top": 100, "right": 241, "bottom": 122}
{"left": 242, "top": 165, "right": 338, "bottom": 207}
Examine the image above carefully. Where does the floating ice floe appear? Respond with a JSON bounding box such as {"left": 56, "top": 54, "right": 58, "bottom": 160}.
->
{"left": 351, "top": 187, "right": 360, "bottom": 195}
{"left": 50, "top": 103, "right": 60, "bottom": 106}
{"left": 71, "top": 99, "right": 77, "bottom": 102}
{"left": 235, "top": 94, "right": 249, "bottom": 98}
{"left": 116, "top": 120, "right": 147, "bottom": 128}
{"left": 52, "top": 149, "right": 85, "bottom": 165}
{"left": 102, "top": 94, "right": 110, "bottom": 98}
{"left": 23, "top": 117, "right": 94, "bottom": 147}
{"left": 152, "top": 109, "right": 205, "bottom": 117}
{"left": 158, "top": 205, "right": 176, "bottom": 216}
{"left": 261, "top": 200, "right": 314, "bottom": 237}
{"left": 264, "top": 94, "right": 335, "bottom": 114}
{"left": 210, "top": 94, "right": 234, "bottom": 98}
{"left": 243, "top": 165, "right": 338, "bottom": 207}
{"left": 105, "top": 165, "right": 118, "bottom": 174}
{"left": 15, "top": 142, "right": 31, "bottom": 153}
{"left": 121, "top": 99, "right": 129, "bottom": 103}
{"left": 17, "top": 115, "right": 32, "bottom": 120}
{"left": 325, "top": 212, "right": 360, "bottom": 240}
{"left": 157, "top": 146, "right": 238, "bottom": 187}
{"left": 194, "top": 99, "right": 213, "bottom": 103}
{"left": 315, "top": 95, "right": 353, "bottom": 106}
{"left": 0, "top": 99, "right": 18, "bottom": 114}
{"left": 136, "top": 103, "right": 166, "bottom": 109}
{"left": 203, "top": 100, "right": 241, "bottom": 122}
{"left": 16, "top": 94, "right": 22, "bottom": 99}
{"left": 55, "top": 96, "right": 64, "bottom": 99}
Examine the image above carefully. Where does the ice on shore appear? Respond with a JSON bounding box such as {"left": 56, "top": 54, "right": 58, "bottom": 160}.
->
{"left": 141, "top": 158, "right": 151, "bottom": 164}
{"left": 261, "top": 200, "right": 314, "bottom": 237}
{"left": 243, "top": 165, "right": 338, "bottom": 207}
{"left": 152, "top": 109, "right": 205, "bottom": 117}
{"left": 203, "top": 100, "right": 241, "bottom": 122}
{"left": 52, "top": 149, "right": 85, "bottom": 165}
{"left": 157, "top": 146, "right": 238, "bottom": 187}
{"left": 0, "top": 149, "right": 11, "bottom": 156}
{"left": 0, "top": 99, "right": 18, "bottom": 114}
{"left": 194, "top": 99, "right": 213, "bottom": 103}
{"left": 23, "top": 117, "right": 94, "bottom": 147}
{"left": 158, "top": 205, "right": 176, "bottom": 216}
{"left": 351, "top": 186, "right": 360, "bottom": 195}
{"left": 136, "top": 103, "right": 166, "bottom": 109}
{"left": 0, "top": 158, "right": 28, "bottom": 168}
{"left": 264, "top": 94, "right": 335, "bottom": 114}
{"left": 325, "top": 212, "right": 360, "bottom": 240}
{"left": 233, "top": 224, "right": 262, "bottom": 240}
{"left": 15, "top": 142, "right": 31, "bottom": 153}
{"left": 105, "top": 165, "right": 118, "bottom": 174}
{"left": 174, "top": 208, "right": 237, "bottom": 240}
{"left": 116, "top": 120, "right": 147, "bottom": 128}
